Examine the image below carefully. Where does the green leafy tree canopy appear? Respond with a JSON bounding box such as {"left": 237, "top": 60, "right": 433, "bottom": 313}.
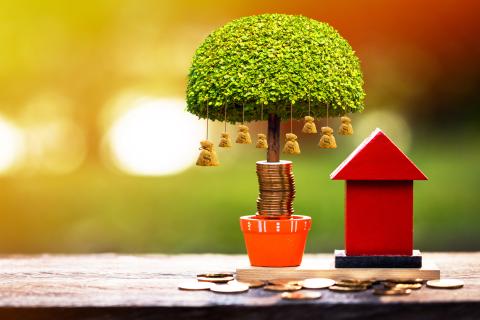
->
{"left": 187, "top": 14, "right": 365, "bottom": 123}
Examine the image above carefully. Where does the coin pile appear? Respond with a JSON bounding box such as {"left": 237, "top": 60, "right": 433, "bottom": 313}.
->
{"left": 256, "top": 160, "right": 295, "bottom": 218}
{"left": 178, "top": 275, "right": 464, "bottom": 299}
{"left": 329, "top": 279, "right": 375, "bottom": 292}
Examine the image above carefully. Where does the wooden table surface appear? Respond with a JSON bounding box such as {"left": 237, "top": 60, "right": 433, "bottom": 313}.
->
{"left": 0, "top": 253, "right": 478, "bottom": 319}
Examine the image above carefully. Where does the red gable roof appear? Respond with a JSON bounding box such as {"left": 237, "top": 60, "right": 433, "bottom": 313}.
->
{"left": 330, "top": 128, "right": 428, "bottom": 180}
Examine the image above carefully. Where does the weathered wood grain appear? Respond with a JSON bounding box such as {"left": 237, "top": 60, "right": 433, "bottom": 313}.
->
{"left": 0, "top": 253, "right": 477, "bottom": 319}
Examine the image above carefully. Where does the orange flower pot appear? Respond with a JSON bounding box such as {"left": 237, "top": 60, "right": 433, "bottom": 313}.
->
{"left": 240, "top": 215, "right": 312, "bottom": 267}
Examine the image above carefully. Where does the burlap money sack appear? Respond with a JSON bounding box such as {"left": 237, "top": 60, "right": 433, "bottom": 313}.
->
{"left": 318, "top": 126, "right": 337, "bottom": 148}
{"left": 218, "top": 132, "right": 232, "bottom": 148}
{"left": 196, "top": 140, "right": 219, "bottom": 166}
{"left": 338, "top": 116, "right": 353, "bottom": 136}
{"left": 302, "top": 116, "right": 317, "bottom": 134}
{"left": 283, "top": 133, "right": 301, "bottom": 154}
{"left": 256, "top": 133, "right": 268, "bottom": 149}
{"left": 236, "top": 124, "right": 252, "bottom": 144}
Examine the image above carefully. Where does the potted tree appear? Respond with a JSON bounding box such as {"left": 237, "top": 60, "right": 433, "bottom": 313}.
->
{"left": 186, "top": 14, "right": 365, "bottom": 266}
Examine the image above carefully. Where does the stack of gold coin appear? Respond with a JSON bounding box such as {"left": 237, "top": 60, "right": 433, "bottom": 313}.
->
{"left": 328, "top": 279, "right": 374, "bottom": 292}
{"left": 256, "top": 160, "right": 295, "bottom": 218}
{"left": 197, "top": 273, "right": 234, "bottom": 283}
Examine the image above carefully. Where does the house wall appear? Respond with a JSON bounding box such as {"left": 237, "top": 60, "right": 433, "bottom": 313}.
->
{"left": 345, "top": 180, "right": 413, "bottom": 256}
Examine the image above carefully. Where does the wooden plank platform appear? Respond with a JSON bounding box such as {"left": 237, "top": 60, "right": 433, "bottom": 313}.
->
{"left": 0, "top": 253, "right": 477, "bottom": 319}
{"left": 237, "top": 256, "right": 439, "bottom": 281}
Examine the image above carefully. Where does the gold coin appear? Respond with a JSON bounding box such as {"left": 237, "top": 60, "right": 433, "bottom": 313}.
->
{"left": 197, "top": 276, "right": 234, "bottom": 283}
{"left": 329, "top": 285, "right": 368, "bottom": 292}
{"left": 258, "top": 214, "right": 293, "bottom": 219}
{"left": 264, "top": 284, "right": 302, "bottom": 291}
{"left": 426, "top": 279, "right": 464, "bottom": 289}
{"left": 268, "top": 278, "right": 304, "bottom": 286}
{"left": 336, "top": 279, "right": 373, "bottom": 287}
{"left": 385, "top": 278, "right": 424, "bottom": 284}
{"left": 281, "top": 291, "right": 322, "bottom": 300}
{"left": 228, "top": 280, "right": 266, "bottom": 288}
{"left": 210, "top": 283, "right": 249, "bottom": 293}
{"left": 302, "top": 278, "right": 336, "bottom": 289}
{"left": 373, "top": 288, "right": 412, "bottom": 296}
{"left": 383, "top": 282, "right": 422, "bottom": 290}
{"left": 178, "top": 280, "right": 213, "bottom": 290}
{"left": 258, "top": 194, "right": 294, "bottom": 198}
{"left": 197, "top": 273, "right": 234, "bottom": 278}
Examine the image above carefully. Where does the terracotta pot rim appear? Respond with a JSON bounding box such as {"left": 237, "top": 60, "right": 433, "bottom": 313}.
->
{"left": 240, "top": 215, "right": 311, "bottom": 234}
{"left": 240, "top": 214, "right": 311, "bottom": 221}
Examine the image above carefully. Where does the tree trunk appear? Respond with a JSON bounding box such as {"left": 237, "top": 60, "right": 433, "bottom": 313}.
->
{"left": 267, "top": 113, "right": 280, "bottom": 162}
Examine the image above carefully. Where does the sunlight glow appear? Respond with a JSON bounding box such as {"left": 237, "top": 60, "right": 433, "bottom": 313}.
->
{"left": 0, "top": 117, "right": 24, "bottom": 173}
{"left": 355, "top": 109, "right": 412, "bottom": 152}
{"left": 106, "top": 98, "right": 203, "bottom": 176}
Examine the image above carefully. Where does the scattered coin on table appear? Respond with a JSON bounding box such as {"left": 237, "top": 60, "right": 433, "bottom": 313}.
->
{"left": 302, "top": 278, "right": 336, "bottom": 289}
{"left": 210, "top": 283, "right": 249, "bottom": 293}
{"left": 264, "top": 284, "right": 302, "bottom": 292}
{"left": 197, "top": 273, "right": 234, "bottom": 278}
{"left": 178, "top": 280, "right": 213, "bottom": 291}
{"left": 383, "top": 282, "right": 423, "bottom": 290}
{"left": 335, "top": 279, "right": 374, "bottom": 288}
{"left": 385, "top": 278, "right": 424, "bottom": 284}
{"left": 281, "top": 291, "right": 322, "bottom": 300}
{"left": 374, "top": 288, "right": 412, "bottom": 296}
{"left": 328, "top": 285, "right": 368, "bottom": 292}
{"left": 197, "top": 276, "right": 234, "bottom": 283}
{"left": 426, "top": 279, "right": 464, "bottom": 289}
{"left": 179, "top": 275, "right": 464, "bottom": 298}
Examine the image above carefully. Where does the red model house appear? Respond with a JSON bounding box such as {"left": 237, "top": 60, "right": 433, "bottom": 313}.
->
{"left": 331, "top": 128, "right": 427, "bottom": 256}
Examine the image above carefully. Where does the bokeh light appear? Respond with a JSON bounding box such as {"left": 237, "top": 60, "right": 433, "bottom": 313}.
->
{"left": 21, "top": 93, "right": 87, "bottom": 174}
{"left": 104, "top": 97, "right": 203, "bottom": 176}
{"left": 0, "top": 116, "right": 24, "bottom": 174}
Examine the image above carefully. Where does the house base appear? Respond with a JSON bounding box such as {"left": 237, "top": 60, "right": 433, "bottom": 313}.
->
{"left": 334, "top": 249, "right": 422, "bottom": 268}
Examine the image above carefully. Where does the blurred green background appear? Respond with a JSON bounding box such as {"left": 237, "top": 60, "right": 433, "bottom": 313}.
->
{"left": 0, "top": 0, "right": 479, "bottom": 253}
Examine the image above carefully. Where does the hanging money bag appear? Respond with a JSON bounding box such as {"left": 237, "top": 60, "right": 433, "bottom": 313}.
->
{"left": 196, "top": 140, "right": 219, "bottom": 166}
{"left": 218, "top": 132, "right": 232, "bottom": 148}
{"left": 236, "top": 125, "right": 252, "bottom": 144}
{"left": 319, "top": 127, "right": 337, "bottom": 149}
{"left": 338, "top": 116, "right": 353, "bottom": 136}
{"left": 283, "top": 133, "right": 301, "bottom": 154}
{"left": 302, "top": 116, "right": 317, "bottom": 134}
{"left": 256, "top": 133, "right": 268, "bottom": 149}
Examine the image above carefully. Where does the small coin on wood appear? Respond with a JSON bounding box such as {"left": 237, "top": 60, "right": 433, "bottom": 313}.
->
{"left": 264, "top": 284, "right": 302, "bottom": 292}
{"left": 302, "top": 278, "right": 336, "bottom": 289}
{"left": 210, "top": 283, "right": 249, "bottom": 293}
{"left": 197, "top": 272, "right": 234, "bottom": 278}
{"left": 197, "top": 276, "right": 234, "bottom": 283}
{"left": 329, "top": 285, "right": 368, "bottom": 292}
{"left": 385, "top": 278, "right": 424, "bottom": 284}
{"left": 383, "top": 282, "right": 423, "bottom": 290}
{"left": 426, "top": 279, "right": 464, "bottom": 289}
{"left": 178, "top": 280, "right": 213, "bottom": 291}
{"left": 281, "top": 291, "right": 322, "bottom": 300}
